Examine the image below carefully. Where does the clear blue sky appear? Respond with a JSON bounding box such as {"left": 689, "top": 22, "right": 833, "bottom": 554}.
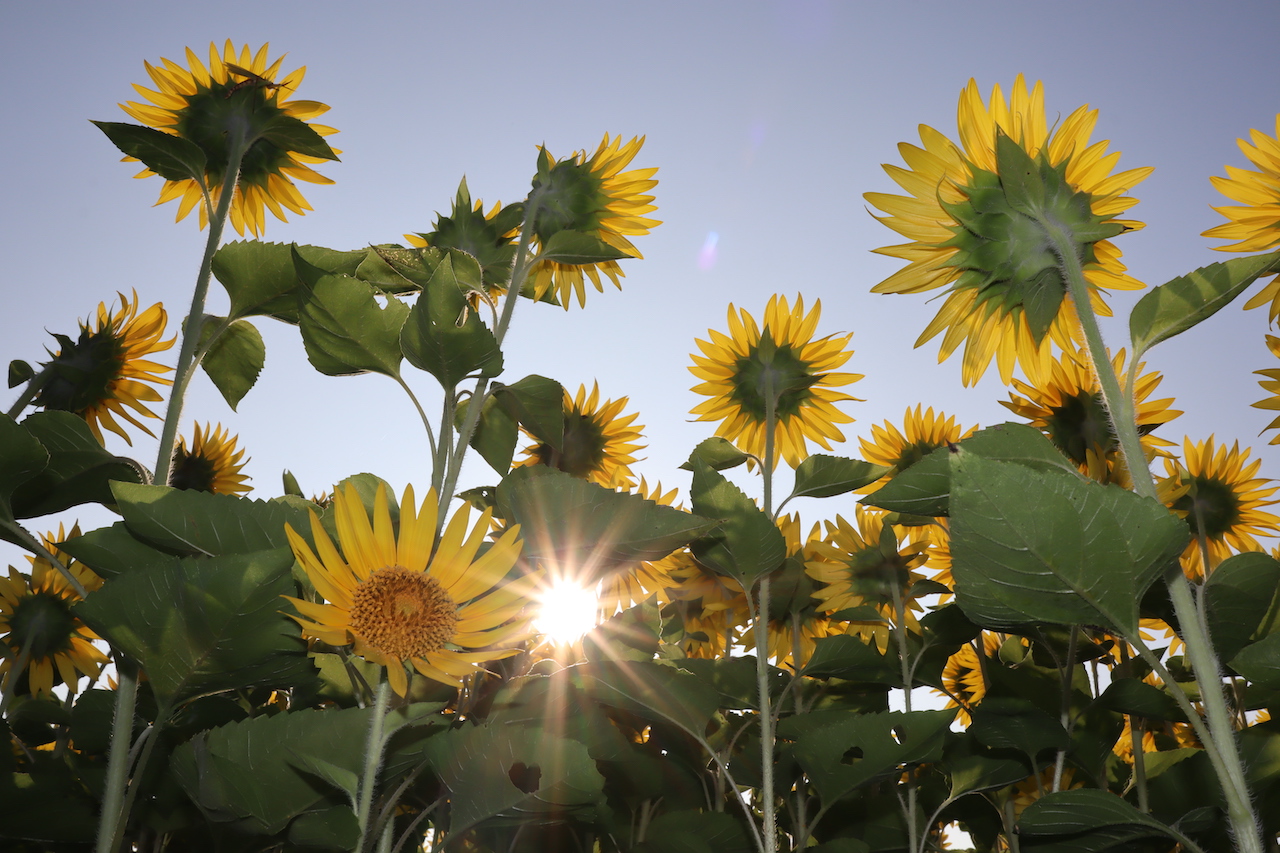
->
{"left": 3, "top": 1, "right": 1279, "bottom": 548}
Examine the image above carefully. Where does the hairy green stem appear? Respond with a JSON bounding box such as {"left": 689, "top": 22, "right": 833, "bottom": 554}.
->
{"left": 357, "top": 679, "right": 392, "bottom": 852}
{"left": 153, "top": 134, "right": 246, "bottom": 485}
{"left": 752, "top": 365, "right": 778, "bottom": 853}
{"left": 94, "top": 660, "right": 137, "bottom": 853}
{"left": 5, "top": 367, "right": 51, "bottom": 420}
{"left": 394, "top": 376, "right": 438, "bottom": 462}
{"left": 890, "top": 579, "right": 919, "bottom": 852}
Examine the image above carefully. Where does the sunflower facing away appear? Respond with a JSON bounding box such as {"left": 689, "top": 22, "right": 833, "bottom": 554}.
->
{"left": 0, "top": 525, "right": 108, "bottom": 699}
{"left": 866, "top": 75, "right": 1152, "bottom": 386}
{"left": 1002, "top": 346, "right": 1181, "bottom": 485}
{"left": 283, "top": 483, "right": 529, "bottom": 696}
{"left": 169, "top": 422, "right": 251, "bottom": 495}
{"left": 34, "top": 291, "right": 173, "bottom": 445}
{"left": 1202, "top": 114, "right": 1280, "bottom": 321}
{"left": 516, "top": 382, "right": 645, "bottom": 489}
{"left": 859, "top": 405, "right": 978, "bottom": 491}
{"left": 119, "top": 41, "right": 338, "bottom": 237}
{"left": 1254, "top": 334, "right": 1280, "bottom": 442}
{"left": 527, "top": 134, "right": 660, "bottom": 308}
{"left": 690, "top": 294, "right": 862, "bottom": 469}
{"left": 1158, "top": 436, "right": 1280, "bottom": 579}
{"left": 405, "top": 179, "right": 525, "bottom": 301}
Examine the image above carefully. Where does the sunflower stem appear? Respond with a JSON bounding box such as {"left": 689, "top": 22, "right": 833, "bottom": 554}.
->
{"left": 94, "top": 658, "right": 137, "bottom": 853}
{"left": 5, "top": 366, "right": 51, "bottom": 420}
{"left": 357, "top": 679, "right": 392, "bottom": 853}
{"left": 153, "top": 135, "right": 247, "bottom": 486}
{"left": 891, "top": 578, "right": 919, "bottom": 853}
{"left": 394, "top": 376, "right": 438, "bottom": 463}
{"left": 753, "top": 375, "right": 778, "bottom": 853}
{"left": 0, "top": 643, "right": 33, "bottom": 717}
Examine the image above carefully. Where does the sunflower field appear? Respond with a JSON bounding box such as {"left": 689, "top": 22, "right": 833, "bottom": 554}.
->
{"left": 6, "top": 41, "right": 1280, "bottom": 853}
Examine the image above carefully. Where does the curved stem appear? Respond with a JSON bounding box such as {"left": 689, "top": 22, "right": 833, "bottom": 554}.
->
{"left": 394, "top": 376, "right": 438, "bottom": 461}
{"left": 94, "top": 659, "right": 138, "bottom": 853}
{"left": 357, "top": 679, "right": 392, "bottom": 852}
{"left": 153, "top": 137, "right": 247, "bottom": 485}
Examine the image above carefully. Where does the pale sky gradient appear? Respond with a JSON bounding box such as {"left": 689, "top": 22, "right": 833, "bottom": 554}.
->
{"left": 3, "top": 1, "right": 1280, "bottom": 555}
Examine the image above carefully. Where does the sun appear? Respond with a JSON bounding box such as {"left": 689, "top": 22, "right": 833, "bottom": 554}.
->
{"left": 534, "top": 581, "right": 601, "bottom": 645}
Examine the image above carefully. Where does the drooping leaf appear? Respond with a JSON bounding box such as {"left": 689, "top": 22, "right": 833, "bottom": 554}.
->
{"left": 462, "top": 394, "right": 520, "bottom": 475}
{"left": 677, "top": 655, "right": 790, "bottom": 710}
{"left": 199, "top": 316, "right": 266, "bottom": 410}
{"left": 496, "top": 466, "right": 715, "bottom": 573}
{"left": 10, "top": 411, "right": 141, "bottom": 518}
{"left": 789, "top": 455, "right": 889, "bottom": 500}
{"left": 688, "top": 458, "right": 786, "bottom": 585}
{"left": 1130, "top": 249, "right": 1280, "bottom": 359}
{"left": 1099, "top": 678, "right": 1188, "bottom": 722}
{"left": 400, "top": 253, "right": 502, "bottom": 389}
{"left": 296, "top": 259, "right": 409, "bottom": 378}
{"left": 636, "top": 810, "right": 753, "bottom": 853}
{"left": 968, "top": 697, "right": 1070, "bottom": 759}
{"left": 537, "top": 230, "right": 630, "bottom": 264}
{"left": 213, "top": 241, "right": 367, "bottom": 322}
{"left": 1229, "top": 632, "right": 1280, "bottom": 689}
{"left": 580, "top": 660, "right": 722, "bottom": 737}
{"left": 1205, "top": 551, "right": 1280, "bottom": 661}
{"left": 75, "top": 548, "right": 312, "bottom": 711}
{"left": 364, "top": 244, "right": 443, "bottom": 289}
{"left": 679, "top": 436, "right": 751, "bottom": 472}
{"left": 803, "top": 634, "right": 899, "bottom": 684}
{"left": 257, "top": 113, "right": 340, "bottom": 161}
{"left": 494, "top": 375, "right": 565, "bottom": 450}
{"left": 1017, "top": 789, "right": 1198, "bottom": 850}
{"left": 110, "top": 481, "right": 316, "bottom": 557}
{"left": 948, "top": 449, "right": 1187, "bottom": 634}
{"left": 946, "top": 754, "right": 1031, "bottom": 799}
{"left": 0, "top": 414, "right": 48, "bottom": 528}
{"left": 92, "top": 120, "right": 207, "bottom": 181}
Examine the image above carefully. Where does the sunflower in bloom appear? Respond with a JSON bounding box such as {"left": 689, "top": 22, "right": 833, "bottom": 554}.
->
{"left": 666, "top": 551, "right": 749, "bottom": 659}
{"left": 1252, "top": 334, "right": 1280, "bottom": 442}
{"left": 283, "top": 483, "right": 529, "bottom": 696}
{"left": 119, "top": 41, "right": 338, "bottom": 237}
{"left": 169, "top": 422, "right": 251, "bottom": 495}
{"left": 866, "top": 75, "right": 1152, "bottom": 386}
{"left": 859, "top": 405, "right": 978, "bottom": 491}
{"left": 0, "top": 525, "right": 108, "bottom": 699}
{"left": 690, "top": 294, "right": 862, "bottom": 469}
{"left": 1201, "top": 115, "right": 1280, "bottom": 322}
{"left": 1002, "top": 346, "right": 1180, "bottom": 486}
{"left": 526, "top": 134, "right": 660, "bottom": 308}
{"left": 1158, "top": 437, "right": 1280, "bottom": 579}
{"left": 34, "top": 291, "right": 173, "bottom": 445}
{"left": 936, "top": 631, "right": 1005, "bottom": 726}
{"left": 516, "top": 382, "right": 645, "bottom": 489}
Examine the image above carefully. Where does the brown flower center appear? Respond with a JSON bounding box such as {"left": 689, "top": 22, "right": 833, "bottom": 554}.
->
{"left": 349, "top": 567, "right": 458, "bottom": 660}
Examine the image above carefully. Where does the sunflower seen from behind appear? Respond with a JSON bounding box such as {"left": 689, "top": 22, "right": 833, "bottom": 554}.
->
{"left": 283, "top": 483, "right": 529, "bottom": 696}
{"left": 169, "top": 422, "right": 251, "bottom": 495}
{"left": 866, "top": 75, "right": 1151, "bottom": 386}
{"left": 690, "top": 294, "right": 862, "bottom": 469}
{"left": 516, "top": 382, "right": 645, "bottom": 490}
{"left": 33, "top": 291, "right": 173, "bottom": 445}
{"left": 859, "top": 405, "right": 977, "bottom": 492}
{"left": 118, "top": 40, "right": 338, "bottom": 237}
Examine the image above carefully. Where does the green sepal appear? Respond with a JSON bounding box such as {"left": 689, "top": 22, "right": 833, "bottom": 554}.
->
{"left": 679, "top": 436, "right": 750, "bottom": 471}
{"left": 8, "top": 359, "right": 34, "bottom": 389}
{"left": 536, "top": 230, "right": 630, "bottom": 265}
{"left": 948, "top": 448, "right": 1187, "bottom": 634}
{"left": 789, "top": 454, "right": 889, "bottom": 499}
{"left": 198, "top": 315, "right": 265, "bottom": 410}
{"left": 688, "top": 457, "right": 787, "bottom": 585}
{"left": 493, "top": 375, "right": 565, "bottom": 451}
{"left": 400, "top": 253, "right": 503, "bottom": 389}
{"left": 9, "top": 411, "right": 142, "bottom": 518}
{"left": 282, "top": 469, "right": 304, "bottom": 498}
{"left": 460, "top": 394, "right": 519, "bottom": 475}
{"left": 496, "top": 465, "right": 715, "bottom": 576}
{"left": 295, "top": 246, "right": 408, "bottom": 378}
{"left": 92, "top": 120, "right": 208, "bottom": 182}
{"left": 993, "top": 129, "right": 1046, "bottom": 216}
{"left": 1129, "top": 249, "right": 1280, "bottom": 359}
{"left": 75, "top": 547, "right": 313, "bottom": 712}
{"left": 257, "top": 113, "right": 339, "bottom": 161}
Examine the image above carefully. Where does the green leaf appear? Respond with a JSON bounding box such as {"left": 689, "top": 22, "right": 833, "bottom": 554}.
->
{"left": 946, "top": 754, "right": 1030, "bottom": 799}
{"left": 257, "top": 113, "right": 340, "bottom": 161}
{"left": 677, "top": 655, "right": 791, "bottom": 710}
{"left": 8, "top": 359, "right": 34, "bottom": 388}
{"left": 92, "top": 120, "right": 207, "bottom": 181}
{"left": 364, "top": 244, "right": 443, "bottom": 289}
{"left": 0, "top": 414, "right": 50, "bottom": 524}
{"left": 213, "top": 241, "right": 367, "bottom": 322}
{"left": 968, "top": 697, "right": 1070, "bottom": 758}
{"left": 1205, "top": 551, "right": 1280, "bottom": 661}
{"left": 1099, "top": 678, "right": 1188, "bottom": 722}
{"left": 496, "top": 466, "right": 715, "bottom": 574}
{"left": 679, "top": 437, "right": 750, "bottom": 471}
{"left": 864, "top": 422, "right": 1077, "bottom": 517}
{"left": 637, "top": 810, "right": 753, "bottom": 853}
{"left": 803, "top": 634, "right": 899, "bottom": 684}
{"left": 199, "top": 316, "right": 265, "bottom": 410}
{"left": 110, "top": 481, "right": 316, "bottom": 557}
{"left": 777, "top": 709, "right": 954, "bottom": 804}
{"left": 537, "top": 230, "right": 630, "bottom": 264}
{"left": 688, "top": 458, "right": 786, "bottom": 584}
{"left": 75, "top": 548, "right": 312, "bottom": 710}
{"left": 789, "top": 454, "right": 888, "bottom": 500}
{"left": 296, "top": 258, "right": 409, "bottom": 377}
{"left": 1018, "top": 789, "right": 1197, "bottom": 850}
{"left": 400, "top": 253, "right": 503, "bottom": 389}
{"left": 463, "top": 394, "right": 520, "bottom": 475}
{"left": 494, "top": 375, "right": 565, "bottom": 450}
{"left": 948, "top": 449, "right": 1187, "bottom": 634}
{"left": 10, "top": 411, "right": 142, "bottom": 518}
{"left": 1229, "top": 631, "right": 1280, "bottom": 688}
{"left": 56, "top": 521, "right": 180, "bottom": 579}
{"left": 580, "top": 660, "right": 722, "bottom": 736}
{"left": 1130, "top": 249, "right": 1280, "bottom": 358}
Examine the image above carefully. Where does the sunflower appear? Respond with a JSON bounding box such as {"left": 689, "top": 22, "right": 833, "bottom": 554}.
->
{"left": 859, "top": 405, "right": 978, "bottom": 491}
{"left": 936, "top": 631, "right": 1004, "bottom": 726}
{"left": 597, "top": 480, "right": 682, "bottom": 615}
{"left": 515, "top": 382, "right": 645, "bottom": 489}
{"left": 1253, "top": 334, "right": 1280, "bottom": 442}
{"left": 119, "top": 41, "right": 338, "bottom": 237}
{"left": 526, "top": 134, "right": 660, "bottom": 308}
{"left": 690, "top": 294, "right": 862, "bottom": 469}
{"left": 168, "top": 422, "right": 251, "bottom": 495}
{"left": 1158, "top": 437, "right": 1280, "bottom": 579}
{"left": 1200, "top": 115, "right": 1280, "bottom": 321}
{"left": 283, "top": 483, "right": 529, "bottom": 696}
{"left": 34, "top": 291, "right": 173, "bottom": 445}
{"left": 1002, "top": 346, "right": 1180, "bottom": 485}
{"left": 665, "top": 550, "right": 749, "bottom": 660}
{"left": 0, "top": 525, "right": 108, "bottom": 699}
{"left": 405, "top": 180, "right": 524, "bottom": 300}
{"left": 866, "top": 75, "right": 1152, "bottom": 386}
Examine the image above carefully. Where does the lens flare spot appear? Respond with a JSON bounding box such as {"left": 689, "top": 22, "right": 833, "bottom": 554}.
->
{"left": 698, "top": 231, "right": 720, "bottom": 270}
{"left": 534, "top": 582, "right": 599, "bottom": 644}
